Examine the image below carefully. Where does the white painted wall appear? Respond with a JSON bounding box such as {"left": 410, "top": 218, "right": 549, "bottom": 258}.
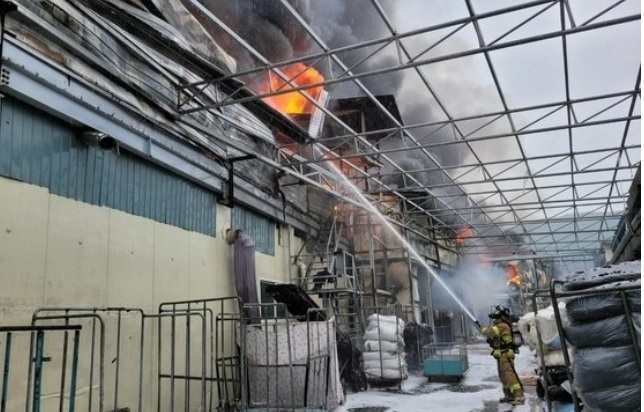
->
{"left": 0, "top": 175, "right": 301, "bottom": 411}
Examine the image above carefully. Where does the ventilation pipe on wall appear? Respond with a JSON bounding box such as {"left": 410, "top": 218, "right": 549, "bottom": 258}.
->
{"left": 78, "top": 130, "right": 117, "bottom": 150}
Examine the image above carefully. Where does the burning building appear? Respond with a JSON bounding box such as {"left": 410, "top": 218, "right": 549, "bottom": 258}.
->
{"left": 0, "top": 0, "right": 512, "bottom": 409}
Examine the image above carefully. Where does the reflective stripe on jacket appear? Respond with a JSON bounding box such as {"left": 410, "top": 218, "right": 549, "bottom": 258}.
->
{"left": 481, "top": 322, "right": 515, "bottom": 357}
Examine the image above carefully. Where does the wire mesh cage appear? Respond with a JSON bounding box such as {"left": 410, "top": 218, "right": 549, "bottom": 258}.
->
{"left": 359, "top": 305, "right": 408, "bottom": 390}
{"left": 421, "top": 342, "right": 469, "bottom": 383}
{"left": 240, "top": 303, "right": 342, "bottom": 411}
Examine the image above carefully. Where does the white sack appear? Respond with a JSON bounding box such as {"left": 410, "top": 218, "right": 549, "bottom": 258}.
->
{"left": 367, "top": 314, "right": 405, "bottom": 328}
{"left": 362, "top": 350, "right": 406, "bottom": 363}
{"left": 363, "top": 357, "right": 406, "bottom": 371}
{"left": 364, "top": 366, "right": 409, "bottom": 380}
{"left": 536, "top": 348, "right": 575, "bottom": 367}
{"left": 535, "top": 302, "right": 570, "bottom": 345}
{"left": 363, "top": 327, "right": 403, "bottom": 343}
{"left": 363, "top": 340, "right": 404, "bottom": 352}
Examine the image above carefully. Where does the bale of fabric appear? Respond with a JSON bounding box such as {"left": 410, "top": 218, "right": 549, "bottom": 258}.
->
{"left": 563, "top": 261, "right": 641, "bottom": 291}
{"left": 564, "top": 313, "right": 641, "bottom": 349}
{"left": 573, "top": 346, "right": 640, "bottom": 393}
{"left": 562, "top": 260, "right": 641, "bottom": 412}
{"left": 565, "top": 279, "right": 640, "bottom": 322}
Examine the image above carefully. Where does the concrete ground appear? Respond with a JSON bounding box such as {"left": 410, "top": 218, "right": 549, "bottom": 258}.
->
{"left": 336, "top": 341, "right": 545, "bottom": 412}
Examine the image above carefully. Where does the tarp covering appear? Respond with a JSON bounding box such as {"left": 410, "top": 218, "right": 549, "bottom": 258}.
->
{"left": 233, "top": 230, "right": 259, "bottom": 313}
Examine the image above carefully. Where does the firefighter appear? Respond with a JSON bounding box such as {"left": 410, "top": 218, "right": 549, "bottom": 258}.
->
{"left": 476, "top": 305, "right": 525, "bottom": 405}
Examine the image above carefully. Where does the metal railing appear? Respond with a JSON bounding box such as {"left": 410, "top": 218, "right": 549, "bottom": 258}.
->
{"left": 2, "top": 297, "right": 339, "bottom": 411}
{"left": 0, "top": 324, "right": 82, "bottom": 412}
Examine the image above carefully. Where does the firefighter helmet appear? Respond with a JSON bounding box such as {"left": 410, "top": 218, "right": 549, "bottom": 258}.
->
{"left": 495, "top": 305, "right": 511, "bottom": 317}
{"left": 488, "top": 305, "right": 511, "bottom": 319}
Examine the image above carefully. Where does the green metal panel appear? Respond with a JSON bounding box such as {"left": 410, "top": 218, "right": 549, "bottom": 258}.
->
{"left": 0, "top": 96, "right": 216, "bottom": 236}
{"left": 232, "top": 205, "right": 275, "bottom": 255}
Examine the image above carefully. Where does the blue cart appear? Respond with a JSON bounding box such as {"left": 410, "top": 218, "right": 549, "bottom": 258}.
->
{"left": 422, "top": 343, "right": 469, "bottom": 382}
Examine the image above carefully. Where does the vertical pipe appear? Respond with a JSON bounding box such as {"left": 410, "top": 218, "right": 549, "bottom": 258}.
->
{"left": 170, "top": 305, "right": 176, "bottom": 412}
{"left": 58, "top": 313, "right": 69, "bottom": 412}
{"left": 207, "top": 302, "right": 214, "bottom": 412}
{"left": 303, "top": 313, "right": 311, "bottom": 409}
{"left": 98, "top": 317, "right": 106, "bottom": 412}
{"left": 549, "top": 281, "right": 581, "bottom": 412}
{"left": 137, "top": 315, "right": 145, "bottom": 412}
{"left": 184, "top": 304, "right": 190, "bottom": 412}
{"left": 113, "top": 311, "right": 122, "bottom": 410}
{"left": 286, "top": 311, "right": 294, "bottom": 411}
{"left": 239, "top": 312, "right": 247, "bottom": 410}
{"left": 223, "top": 314, "right": 230, "bottom": 406}
{"left": 32, "top": 330, "right": 44, "bottom": 412}
{"left": 262, "top": 308, "right": 269, "bottom": 410}
{"left": 24, "top": 330, "right": 35, "bottom": 412}
{"left": 214, "top": 314, "right": 221, "bottom": 409}
{"left": 68, "top": 330, "right": 80, "bottom": 412}
{"left": 532, "top": 259, "right": 540, "bottom": 292}
{"left": 200, "top": 313, "right": 207, "bottom": 410}
{"left": 88, "top": 316, "right": 96, "bottom": 412}
{"left": 367, "top": 212, "right": 376, "bottom": 306}
{"left": 157, "top": 314, "right": 162, "bottom": 412}
{"left": 325, "top": 312, "right": 331, "bottom": 410}
{"left": 1, "top": 332, "right": 11, "bottom": 412}
{"left": 531, "top": 290, "right": 552, "bottom": 411}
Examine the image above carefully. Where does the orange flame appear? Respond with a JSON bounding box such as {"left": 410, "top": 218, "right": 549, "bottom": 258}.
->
{"left": 263, "top": 63, "right": 324, "bottom": 114}
{"left": 506, "top": 263, "right": 521, "bottom": 286}
{"left": 455, "top": 226, "right": 473, "bottom": 247}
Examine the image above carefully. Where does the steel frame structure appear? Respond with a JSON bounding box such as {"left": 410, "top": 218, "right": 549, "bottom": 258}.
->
{"left": 180, "top": 1, "right": 640, "bottom": 268}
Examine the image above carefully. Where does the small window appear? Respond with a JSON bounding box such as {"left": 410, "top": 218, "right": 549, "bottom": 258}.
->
{"left": 259, "top": 281, "right": 286, "bottom": 319}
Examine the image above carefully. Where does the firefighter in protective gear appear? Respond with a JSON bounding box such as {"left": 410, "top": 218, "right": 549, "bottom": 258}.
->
{"left": 478, "top": 306, "right": 525, "bottom": 405}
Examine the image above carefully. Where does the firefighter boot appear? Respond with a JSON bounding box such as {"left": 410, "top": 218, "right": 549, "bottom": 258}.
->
{"left": 499, "top": 388, "right": 514, "bottom": 403}
{"left": 512, "top": 397, "right": 525, "bottom": 405}
{"left": 511, "top": 392, "right": 525, "bottom": 406}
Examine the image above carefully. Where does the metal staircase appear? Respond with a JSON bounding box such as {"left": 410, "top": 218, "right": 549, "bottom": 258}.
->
{"left": 292, "top": 211, "right": 365, "bottom": 338}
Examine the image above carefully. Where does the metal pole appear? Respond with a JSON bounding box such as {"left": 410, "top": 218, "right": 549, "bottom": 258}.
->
{"left": 549, "top": 281, "right": 581, "bottom": 412}
{"left": 1, "top": 332, "right": 11, "bottom": 412}
{"left": 89, "top": 316, "right": 96, "bottom": 412}
{"left": 184, "top": 303, "right": 190, "bottom": 412}
{"left": 137, "top": 315, "right": 145, "bottom": 412}
{"left": 32, "top": 330, "right": 44, "bottom": 412}
{"left": 58, "top": 312, "right": 69, "bottom": 412}
{"left": 113, "top": 311, "right": 122, "bottom": 410}
{"left": 68, "top": 330, "right": 80, "bottom": 412}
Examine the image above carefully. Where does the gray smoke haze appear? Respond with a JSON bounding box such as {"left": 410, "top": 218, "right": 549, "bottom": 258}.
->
{"left": 199, "top": 0, "right": 316, "bottom": 74}
{"left": 432, "top": 261, "right": 510, "bottom": 323}
{"left": 199, "top": 1, "right": 524, "bottom": 251}
{"left": 307, "top": 1, "right": 405, "bottom": 96}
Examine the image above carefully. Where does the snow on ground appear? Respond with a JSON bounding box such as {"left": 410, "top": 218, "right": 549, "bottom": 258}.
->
{"left": 336, "top": 341, "right": 543, "bottom": 412}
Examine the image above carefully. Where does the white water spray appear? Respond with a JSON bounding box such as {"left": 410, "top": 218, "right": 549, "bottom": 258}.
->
{"left": 317, "top": 148, "right": 478, "bottom": 322}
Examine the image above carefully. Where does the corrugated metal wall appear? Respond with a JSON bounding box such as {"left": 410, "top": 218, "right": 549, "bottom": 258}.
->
{"left": 232, "top": 205, "right": 275, "bottom": 255}
{"left": 0, "top": 96, "right": 217, "bottom": 236}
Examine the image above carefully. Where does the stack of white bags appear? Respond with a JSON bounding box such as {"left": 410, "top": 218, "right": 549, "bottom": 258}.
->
{"left": 517, "top": 302, "right": 573, "bottom": 368}
{"left": 362, "top": 314, "right": 408, "bottom": 380}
